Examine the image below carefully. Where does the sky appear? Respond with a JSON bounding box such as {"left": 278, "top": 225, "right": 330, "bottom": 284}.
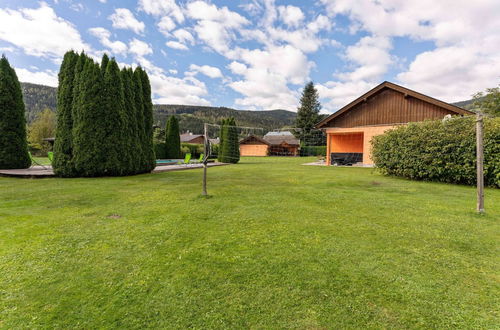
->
{"left": 0, "top": 0, "right": 499, "bottom": 113}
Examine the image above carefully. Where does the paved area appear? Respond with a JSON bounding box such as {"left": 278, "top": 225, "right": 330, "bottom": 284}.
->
{"left": 0, "top": 162, "right": 228, "bottom": 178}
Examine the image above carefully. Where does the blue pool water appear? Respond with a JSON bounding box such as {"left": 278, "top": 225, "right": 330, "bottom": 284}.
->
{"left": 155, "top": 159, "right": 178, "bottom": 165}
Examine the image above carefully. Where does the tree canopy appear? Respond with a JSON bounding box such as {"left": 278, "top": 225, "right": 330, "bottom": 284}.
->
{"left": 296, "top": 82, "right": 321, "bottom": 143}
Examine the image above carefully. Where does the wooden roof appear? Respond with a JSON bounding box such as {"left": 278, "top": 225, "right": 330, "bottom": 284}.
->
{"left": 239, "top": 135, "right": 270, "bottom": 145}
{"left": 316, "top": 81, "right": 474, "bottom": 128}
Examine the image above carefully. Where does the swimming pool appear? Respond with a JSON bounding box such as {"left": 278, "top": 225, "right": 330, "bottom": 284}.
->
{"left": 155, "top": 159, "right": 180, "bottom": 166}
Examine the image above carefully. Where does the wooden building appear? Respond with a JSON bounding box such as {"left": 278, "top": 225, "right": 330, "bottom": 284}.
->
{"left": 180, "top": 133, "right": 205, "bottom": 144}
{"left": 239, "top": 132, "right": 300, "bottom": 156}
{"left": 315, "top": 81, "right": 473, "bottom": 165}
{"left": 239, "top": 135, "right": 270, "bottom": 156}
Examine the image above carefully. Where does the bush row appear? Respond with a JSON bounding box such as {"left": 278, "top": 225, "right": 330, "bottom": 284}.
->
{"left": 300, "top": 145, "right": 326, "bottom": 156}
{"left": 155, "top": 142, "right": 204, "bottom": 159}
{"left": 371, "top": 117, "right": 500, "bottom": 187}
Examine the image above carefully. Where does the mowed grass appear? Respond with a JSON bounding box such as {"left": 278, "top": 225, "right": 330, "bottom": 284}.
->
{"left": 0, "top": 157, "right": 498, "bottom": 328}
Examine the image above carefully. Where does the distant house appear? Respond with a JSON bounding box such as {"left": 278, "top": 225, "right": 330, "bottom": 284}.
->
{"left": 315, "top": 81, "right": 474, "bottom": 165}
{"left": 239, "top": 135, "right": 270, "bottom": 156}
{"left": 180, "top": 132, "right": 204, "bottom": 144}
{"left": 239, "top": 131, "right": 300, "bottom": 156}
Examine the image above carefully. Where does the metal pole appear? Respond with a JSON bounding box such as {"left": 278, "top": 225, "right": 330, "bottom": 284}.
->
{"left": 476, "top": 112, "right": 484, "bottom": 213}
{"left": 202, "top": 123, "right": 208, "bottom": 196}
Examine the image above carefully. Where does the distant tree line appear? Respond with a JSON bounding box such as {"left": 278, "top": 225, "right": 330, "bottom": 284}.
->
{"left": 53, "top": 51, "right": 155, "bottom": 177}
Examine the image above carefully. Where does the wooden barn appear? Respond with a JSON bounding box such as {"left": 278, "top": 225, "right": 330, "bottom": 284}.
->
{"left": 315, "top": 81, "right": 474, "bottom": 166}
{"left": 239, "top": 135, "right": 270, "bottom": 156}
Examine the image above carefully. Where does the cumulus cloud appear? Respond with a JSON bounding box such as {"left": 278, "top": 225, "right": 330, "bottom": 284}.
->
{"left": 15, "top": 67, "right": 58, "bottom": 87}
{"left": 138, "top": 0, "right": 184, "bottom": 23}
{"left": 188, "top": 64, "right": 223, "bottom": 79}
{"left": 0, "top": 3, "right": 88, "bottom": 60}
{"left": 277, "top": 5, "right": 304, "bottom": 27}
{"left": 157, "top": 16, "right": 176, "bottom": 36}
{"left": 320, "top": 0, "right": 500, "bottom": 107}
{"left": 88, "top": 27, "right": 127, "bottom": 56}
{"left": 128, "top": 38, "right": 153, "bottom": 56}
{"left": 109, "top": 8, "right": 145, "bottom": 35}
{"left": 166, "top": 41, "right": 188, "bottom": 50}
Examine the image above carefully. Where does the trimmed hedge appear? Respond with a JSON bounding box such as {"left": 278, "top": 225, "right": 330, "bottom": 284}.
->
{"left": 300, "top": 146, "right": 326, "bottom": 156}
{"left": 371, "top": 117, "right": 500, "bottom": 187}
{"left": 154, "top": 142, "right": 204, "bottom": 159}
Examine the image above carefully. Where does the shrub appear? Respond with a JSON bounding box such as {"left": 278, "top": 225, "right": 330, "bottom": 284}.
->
{"left": 371, "top": 117, "right": 500, "bottom": 187}
{"left": 300, "top": 146, "right": 326, "bottom": 156}
{"left": 154, "top": 142, "right": 166, "bottom": 159}
{"left": 181, "top": 143, "right": 204, "bottom": 157}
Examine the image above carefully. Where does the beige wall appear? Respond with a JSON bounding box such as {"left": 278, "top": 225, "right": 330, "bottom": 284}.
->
{"left": 325, "top": 125, "right": 397, "bottom": 165}
{"left": 240, "top": 144, "right": 269, "bottom": 156}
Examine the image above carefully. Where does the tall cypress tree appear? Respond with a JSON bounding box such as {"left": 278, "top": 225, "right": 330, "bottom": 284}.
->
{"left": 165, "top": 115, "right": 181, "bottom": 159}
{"left": 53, "top": 50, "right": 78, "bottom": 176}
{"left": 0, "top": 55, "right": 30, "bottom": 169}
{"left": 296, "top": 81, "right": 321, "bottom": 143}
{"left": 218, "top": 118, "right": 239, "bottom": 163}
{"left": 218, "top": 119, "right": 227, "bottom": 162}
{"left": 101, "top": 58, "right": 127, "bottom": 175}
{"left": 72, "top": 59, "right": 107, "bottom": 176}
{"left": 133, "top": 67, "right": 146, "bottom": 172}
{"left": 138, "top": 67, "right": 155, "bottom": 171}
{"left": 229, "top": 118, "right": 240, "bottom": 163}
{"left": 121, "top": 67, "right": 140, "bottom": 173}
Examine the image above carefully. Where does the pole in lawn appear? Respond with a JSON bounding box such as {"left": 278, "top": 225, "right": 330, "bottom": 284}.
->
{"left": 202, "top": 122, "right": 208, "bottom": 196}
{"left": 476, "top": 111, "right": 484, "bottom": 213}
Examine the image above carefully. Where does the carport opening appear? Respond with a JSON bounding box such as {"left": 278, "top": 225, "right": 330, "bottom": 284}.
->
{"left": 330, "top": 132, "right": 364, "bottom": 165}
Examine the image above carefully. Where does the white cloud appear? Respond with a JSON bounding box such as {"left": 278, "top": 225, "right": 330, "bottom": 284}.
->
{"left": 109, "top": 8, "right": 145, "bottom": 35}
{"left": 165, "top": 41, "right": 188, "bottom": 50}
{"left": 15, "top": 67, "right": 58, "bottom": 87}
{"left": 277, "top": 5, "right": 304, "bottom": 27}
{"left": 128, "top": 38, "right": 153, "bottom": 56}
{"left": 0, "top": 3, "right": 88, "bottom": 60}
{"left": 138, "top": 0, "right": 184, "bottom": 23}
{"left": 188, "top": 64, "right": 223, "bottom": 79}
{"left": 157, "top": 16, "right": 176, "bottom": 36}
{"left": 88, "top": 27, "right": 127, "bottom": 56}
{"left": 173, "top": 29, "right": 195, "bottom": 45}
{"left": 320, "top": 0, "right": 500, "bottom": 106}
{"left": 186, "top": 1, "right": 250, "bottom": 54}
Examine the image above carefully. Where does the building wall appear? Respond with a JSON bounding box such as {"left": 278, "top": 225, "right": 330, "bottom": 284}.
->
{"left": 325, "top": 125, "right": 397, "bottom": 165}
{"left": 330, "top": 133, "right": 363, "bottom": 153}
{"left": 240, "top": 144, "right": 269, "bottom": 156}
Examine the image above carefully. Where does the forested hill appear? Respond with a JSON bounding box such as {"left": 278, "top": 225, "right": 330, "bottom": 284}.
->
{"left": 20, "top": 82, "right": 296, "bottom": 132}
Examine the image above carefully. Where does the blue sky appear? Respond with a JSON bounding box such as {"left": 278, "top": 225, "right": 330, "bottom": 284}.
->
{"left": 0, "top": 0, "right": 498, "bottom": 112}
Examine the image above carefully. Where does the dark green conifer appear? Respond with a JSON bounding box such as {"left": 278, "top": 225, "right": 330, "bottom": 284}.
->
{"left": 72, "top": 59, "right": 107, "bottom": 176}
{"left": 165, "top": 115, "right": 181, "bottom": 159}
{"left": 138, "top": 67, "right": 155, "bottom": 171}
{"left": 133, "top": 68, "right": 146, "bottom": 172}
{"left": 101, "top": 58, "right": 127, "bottom": 175}
{"left": 53, "top": 51, "right": 79, "bottom": 176}
{"left": 0, "top": 55, "right": 30, "bottom": 169}
{"left": 121, "top": 67, "right": 140, "bottom": 173}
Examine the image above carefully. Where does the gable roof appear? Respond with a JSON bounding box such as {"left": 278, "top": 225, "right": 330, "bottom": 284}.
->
{"left": 263, "top": 131, "right": 300, "bottom": 146}
{"left": 239, "top": 135, "right": 270, "bottom": 145}
{"left": 316, "top": 81, "right": 474, "bottom": 128}
{"left": 180, "top": 133, "right": 204, "bottom": 142}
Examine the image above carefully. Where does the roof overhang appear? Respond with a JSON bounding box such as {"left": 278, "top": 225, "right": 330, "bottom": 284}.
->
{"left": 315, "top": 81, "right": 475, "bottom": 129}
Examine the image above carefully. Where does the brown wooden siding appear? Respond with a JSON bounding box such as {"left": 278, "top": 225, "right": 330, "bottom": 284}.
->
{"left": 325, "top": 88, "right": 457, "bottom": 128}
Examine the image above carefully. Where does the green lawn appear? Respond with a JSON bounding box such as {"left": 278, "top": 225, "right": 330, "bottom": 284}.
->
{"left": 1, "top": 157, "right": 498, "bottom": 328}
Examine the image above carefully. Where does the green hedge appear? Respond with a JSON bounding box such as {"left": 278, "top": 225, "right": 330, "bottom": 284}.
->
{"left": 155, "top": 142, "right": 205, "bottom": 159}
{"left": 371, "top": 117, "right": 500, "bottom": 187}
{"left": 300, "top": 146, "right": 326, "bottom": 156}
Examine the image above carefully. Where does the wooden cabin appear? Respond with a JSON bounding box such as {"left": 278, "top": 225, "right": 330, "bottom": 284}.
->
{"left": 239, "top": 135, "right": 270, "bottom": 156}
{"left": 239, "top": 132, "right": 300, "bottom": 156}
{"left": 315, "top": 81, "right": 473, "bottom": 166}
